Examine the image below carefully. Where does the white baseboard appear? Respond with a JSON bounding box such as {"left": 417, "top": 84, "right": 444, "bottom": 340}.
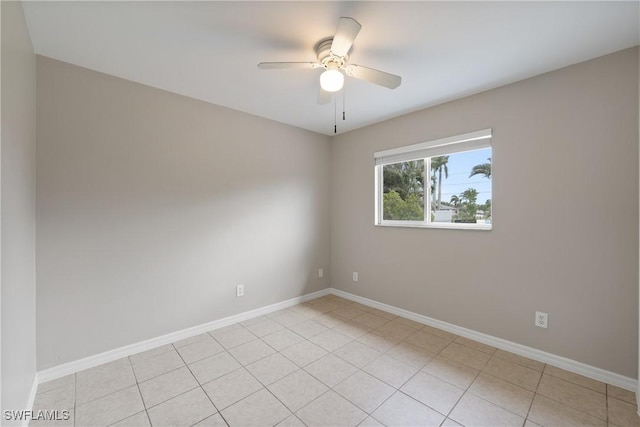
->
{"left": 37, "top": 286, "right": 637, "bottom": 394}
{"left": 37, "top": 288, "right": 330, "bottom": 384}
{"left": 330, "top": 288, "right": 638, "bottom": 392}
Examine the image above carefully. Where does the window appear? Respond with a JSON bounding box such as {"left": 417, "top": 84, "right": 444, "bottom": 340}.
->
{"left": 374, "top": 129, "right": 492, "bottom": 229}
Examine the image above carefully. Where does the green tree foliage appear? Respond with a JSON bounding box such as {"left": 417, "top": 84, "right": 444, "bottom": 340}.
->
{"left": 469, "top": 157, "right": 492, "bottom": 179}
{"left": 383, "top": 160, "right": 424, "bottom": 200}
{"left": 468, "top": 158, "right": 492, "bottom": 221}
{"left": 431, "top": 156, "right": 449, "bottom": 209}
{"left": 478, "top": 199, "right": 491, "bottom": 219}
{"left": 383, "top": 160, "right": 425, "bottom": 220}
{"left": 383, "top": 191, "right": 424, "bottom": 221}
{"left": 461, "top": 188, "right": 478, "bottom": 205}
{"left": 452, "top": 188, "right": 480, "bottom": 222}
{"left": 382, "top": 160, "right": 424, "bottom": 221}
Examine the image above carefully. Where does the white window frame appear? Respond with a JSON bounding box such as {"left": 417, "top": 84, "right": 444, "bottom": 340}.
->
{"left": 374, "top": 129, "right": 492, "bottom": 230}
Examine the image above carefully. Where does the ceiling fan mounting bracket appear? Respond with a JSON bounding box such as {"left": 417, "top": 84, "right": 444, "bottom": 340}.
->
{"left": 315, "top": 38, "right": 347, "bottom": 69}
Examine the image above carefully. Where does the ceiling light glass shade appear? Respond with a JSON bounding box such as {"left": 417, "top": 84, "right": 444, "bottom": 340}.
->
{"left": 320, "top": 69, "right": 344, "bottom": 92}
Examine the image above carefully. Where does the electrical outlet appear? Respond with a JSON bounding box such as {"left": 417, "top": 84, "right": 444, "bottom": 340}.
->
{"left": 353, "top": 272, "right": 359, "bottom": 282}
{"left": 236, "top": 284, "right": 244, "bottom": 297}
{"left": 318, "top": 268, "right": 323, "bottom": 278}
{"left": 535, "top": 311, "right": 548, "bottom": 328}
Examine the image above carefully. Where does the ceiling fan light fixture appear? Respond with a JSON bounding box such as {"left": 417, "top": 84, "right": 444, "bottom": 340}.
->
{"left": 258, "top": 16, "right": 402, "bottom": 101}
{"left": 320, "top": 68, "right": 344, "bottom": 92}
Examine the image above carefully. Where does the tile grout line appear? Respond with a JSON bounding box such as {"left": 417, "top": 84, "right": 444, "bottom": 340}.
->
{"left": 543, "top": 366, "right": 609, "bottom": 393}
{"left": 532, "top": 384, "right": 609, "bottom": 423}
{"left": 457, "top": 350, "right": 550, "bottom": 425}
{"left": 344, "top": 296, "right": 608, "bottom": 423}
{"left": 274, "top": 328, "right": 364, "bottom": 419}
{"left": 60, "top": 296, "right": 633, "bottom": 427}
{"left": 128, "top": 345, "right": 186, "bottom": 386}
{"left": 375, "top": 326, "right": 524, "bottom": 425}
{"left": 473, "top": 353, "right": 541, "bottom": 419}
{"left": 133, "top": 343, "right": 221, "bottom": 422}
{"left": 254, "top": 366, "right": 315, "bottom": 424}
{"left": 294, "top": 388, "right": 334, "bottom": 424}
{"left": 73, "top": 363, "right": 145, "bottom": 413}
{"left": 523, "top": 361, "right": 547, "bottom": 425}
{"left": 126, "top": 355, "right": 153, "bottom": 427}
{"left": 436, "top": 338, "right": 486, "bottom": 424}
{"left": 206, "top": 317, "right": 337, "bottom": 422}
{"left": 275, "top": 314, "right": 386, "bottom": 423}
{"left": 171, "top": 343, "right": 230, "bottom": 427}
{"left": 306, "top": 358, "right": 368, "bottom": 417}
{"left": 361, "top": 339, "right": 446, "bottom": 419}
{"left": 325, "top": 300, "right": 466, "bottom": 423}
{"left": 461, "top": 347, "right": 612, "bottom": 426}
{"left": 352, "top": 298, "right": 545, "bottom": 424}
{"left": 219, "top": 332, "right": 296, "bottom": 425}
{"left": 465, "top": 347, "right": 611, "bottom": 425}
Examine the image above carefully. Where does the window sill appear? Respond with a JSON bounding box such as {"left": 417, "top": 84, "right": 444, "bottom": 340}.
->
{"left": 375, "top": 222, "right": 492, "bottom": 231}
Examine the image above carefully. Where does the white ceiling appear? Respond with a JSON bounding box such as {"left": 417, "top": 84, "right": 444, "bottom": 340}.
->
{"left": 23, "top": 1, "right": 639, "bottom": 136}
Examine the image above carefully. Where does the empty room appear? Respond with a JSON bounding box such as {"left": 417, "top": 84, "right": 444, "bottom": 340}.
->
{"left": 2, "top": 1, "right": 640, "bottom": 426}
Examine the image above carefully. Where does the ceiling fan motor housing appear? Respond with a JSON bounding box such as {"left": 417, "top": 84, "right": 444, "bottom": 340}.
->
{"left": 316, "top": 38, "right": 347, "bottom": 69}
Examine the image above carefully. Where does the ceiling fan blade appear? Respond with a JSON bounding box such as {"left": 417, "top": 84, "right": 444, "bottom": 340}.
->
{"left": 344, "top": 64, "right": 401, "bottom": 89}
{"left": 317, "top": 89, "right": 332, "bottom": 105}
{"left": 258, "top": 62, "right": 321, "bottom": 70}
{"left": 331, "top": 17, "right": 361, "bottom": 57}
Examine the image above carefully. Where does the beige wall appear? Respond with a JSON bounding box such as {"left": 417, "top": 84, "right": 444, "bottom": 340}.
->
{"left": 1, "top": 0, "right": 37, "bottom": 417}
{"left": 36, "top": 57, "right": 331, "bottom": 369}
{"left": 34, "top": 46, "right": 640, "bottom": 379}
{"left": 331, "top": 48, "right": 639, "bottom": 377}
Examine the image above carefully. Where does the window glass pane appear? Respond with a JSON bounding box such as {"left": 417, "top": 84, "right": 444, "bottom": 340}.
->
{"left": 382, "top": 160, "right": 425, "bottom": 221}
{"left": 431, "top": 148, "right": 492, "bottom": 225}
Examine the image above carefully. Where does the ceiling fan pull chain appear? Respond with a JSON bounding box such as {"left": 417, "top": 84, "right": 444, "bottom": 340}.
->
{"left": 334, "top": 97, "right": 337, "bottom": 134}
{"left": 343, "top": 85, "right": 346, "bottom": 121}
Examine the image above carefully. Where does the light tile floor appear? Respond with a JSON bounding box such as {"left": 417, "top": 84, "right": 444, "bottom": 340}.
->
{"left": 31, "top": 295, "right": 640, "bottom": 426}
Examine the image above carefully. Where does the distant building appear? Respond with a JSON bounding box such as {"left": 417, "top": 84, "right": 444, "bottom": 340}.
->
{"left": 434, "top": 204, "right": 458, "bottom": 223}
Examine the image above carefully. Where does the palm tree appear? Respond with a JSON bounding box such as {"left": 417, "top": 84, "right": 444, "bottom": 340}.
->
{"left": 431, "top": 156, "right": 449, "bottom": 209}
{"left": 469, "top": 158, "right": 491, "bottom": 179}
{"left": 383, "top": 160, "right": 424, "bottom": 200}
{"left": 461, "top": 188, "right": 478, "bottom": 205}
{"left": 405, "top": 160, "right": 425, "bottom": 197}
{"left": 450, "top": 194, "right": 461, "bottom": 208}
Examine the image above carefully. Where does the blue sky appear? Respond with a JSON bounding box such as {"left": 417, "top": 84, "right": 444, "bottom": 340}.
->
{"left": 436, "top": 148, "right": 491, "bottom": 205}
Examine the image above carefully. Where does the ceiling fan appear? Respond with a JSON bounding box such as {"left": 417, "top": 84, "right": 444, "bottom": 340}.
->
{"left": 258, "top": 17, "right": 402, "bottom": 104}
